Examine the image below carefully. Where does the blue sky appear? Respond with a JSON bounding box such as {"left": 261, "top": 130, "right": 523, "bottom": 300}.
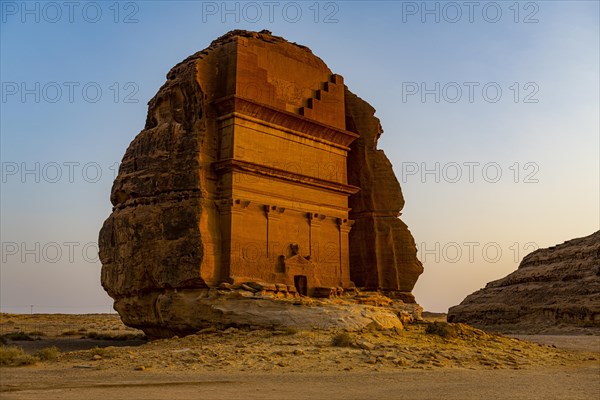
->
{"left": 1, "top": 0, "right": 598, "bottom": 313}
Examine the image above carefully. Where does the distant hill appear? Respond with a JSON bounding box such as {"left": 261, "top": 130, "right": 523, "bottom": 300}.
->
{"left": 448, "top": 231, "right": 600, "bottom": 333}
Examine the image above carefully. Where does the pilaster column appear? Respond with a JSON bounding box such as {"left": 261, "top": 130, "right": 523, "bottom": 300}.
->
{"left": 308, "top": 213, "right": 326, "bottom": 258}
{"left": 336, "top": 218, "right": 355, "bottom": 287}
{"left": 216, "top": 198, "right": 250, "bottom": 281}
{"left": 264, "top": 205, "right": 285, "bottom": 258}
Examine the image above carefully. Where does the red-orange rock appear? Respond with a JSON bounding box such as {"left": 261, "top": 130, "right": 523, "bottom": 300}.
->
{"left": 99, "top": 30, "right": 423, "bottom": 337}
{"left": 345, "top": 91, "right": 423, "bottom": 302}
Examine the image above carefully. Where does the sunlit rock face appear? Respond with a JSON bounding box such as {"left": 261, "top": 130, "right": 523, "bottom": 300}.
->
{"left": 448, "top": 231, "right": 600, "bottom": 331}
{"left": 99, "top": 30, "right": 423, "bottom": 338}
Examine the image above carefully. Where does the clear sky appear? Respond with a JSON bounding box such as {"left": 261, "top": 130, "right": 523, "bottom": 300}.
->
{"left": 1, "top": 0, "right": 598, "bottom": 313}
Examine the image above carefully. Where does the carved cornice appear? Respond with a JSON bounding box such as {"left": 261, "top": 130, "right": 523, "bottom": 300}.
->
{"left": 213, "top": 158, "right": 360, "bottom": 196}
{"left": 213, "top": 95, "right": 359, "bottom": 149}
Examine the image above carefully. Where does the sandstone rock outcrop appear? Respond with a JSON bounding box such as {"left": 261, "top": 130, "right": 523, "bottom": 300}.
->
{"left": 448, "top": 231, "right": 600, "bottom": 331}
{"left": 345, "top": 91, "right": 423, "bottom": 303}
{"left": 114, "top": 290, "right": 417, "bottom": 339}
{"left": 99, "top": 30, "right": 423, "bottom": 338}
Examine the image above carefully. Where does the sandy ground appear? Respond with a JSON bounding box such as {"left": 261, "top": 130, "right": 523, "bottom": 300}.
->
{"left": 1, "top": 314, "right": 599, "bottom": 400}
{"left": 2, "top": 364, "right": 599, "bottom": 400}
{"left": 508, "top": 334, "right": 600, "bottom": 353}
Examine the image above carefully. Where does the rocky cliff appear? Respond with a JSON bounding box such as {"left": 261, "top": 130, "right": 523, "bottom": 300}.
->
{"left": 99, "top": 30, "right": 423, "bottom": 338}
{"left": 448, "top": 231, "right": 600, "bottom": 332}
{"left": 345, "top": 91, "right": 423, "bottom": 302}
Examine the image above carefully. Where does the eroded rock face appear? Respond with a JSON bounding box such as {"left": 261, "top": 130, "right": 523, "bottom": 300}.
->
{"left": 100, "top": 57, "right": 206, "bottom": 299}
{"left": 345, "top": 91, "right": 423, "bottom": 302}
{"left": 448, "top": 231, "right": 600, "bottom": 331}
{"left": 115, "top": 290, "right": 413, "bottom": 339}
{"left": 99, "top": 30, "right": 423, "bottom": 337}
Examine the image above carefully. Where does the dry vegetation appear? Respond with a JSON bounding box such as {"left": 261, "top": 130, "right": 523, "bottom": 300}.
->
{"left": 0, "top": 345, "right": 60, "bottom": 366}
{"left": 1, "top": 313, "right": 141, "bottom": 339}
{"left": 1, "top": 313, "right": 597, "bottom": 373}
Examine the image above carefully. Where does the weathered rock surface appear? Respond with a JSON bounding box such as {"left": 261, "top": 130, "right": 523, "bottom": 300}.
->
{"left": 345, "top": 91, "right": 423, "bottom": 302}
{"left": 99, "top": 30, "right": 423, "bottom": 338}
{"left": 448, "top": 231, "right": 600, "bottom": 331}
{"left": 114, "top": 289, "right": 417, "bottom": 339}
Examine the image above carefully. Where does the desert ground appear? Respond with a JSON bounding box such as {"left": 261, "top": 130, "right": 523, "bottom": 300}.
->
{"left": 1, "top": 313, "right": 598, "bottom": 400}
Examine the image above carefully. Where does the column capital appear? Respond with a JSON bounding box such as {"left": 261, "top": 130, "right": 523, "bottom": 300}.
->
{"left": 217, "top": 198, "right": 250, "bottom": 215}
{"left": 336, "top": 217, "right": 354, "bottom": 233}
{"left": 308, "top": 212, "right": 326, "bottom": 227}
{"left": 265, "top": 204, "right": 285, "bottom": 220}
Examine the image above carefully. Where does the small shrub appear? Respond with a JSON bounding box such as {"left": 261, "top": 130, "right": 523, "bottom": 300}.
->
{"left": 425, "top": 322, "right": 458, "bottom": 339}
{"left": 331, "top": 332, "right": 353, "bottom": 347}
{"left": 582, "top": 320, "right": 600, "bottom": 328}
{"left": 34, "top": 346, "right": 60, "bottom": 362}
{"left": 61, "top": 330, "right": 79, "bottom": 337}
{"left": 0, "top": 345, "right": 37, "bottom": 366}
{"left": 89, "top": 347, "right": 110, "bottom": 358}
{"left": 28, "top": 331, "right": 45, "bottom": 337}
{"left": 85, "top": 332, "right": 145, "bottom": 341}
{"left": 2, "top": 332, "right": 34, "bottom": 341}
{"left": 117, "top": 333, "right": 146, "bottom": 341}
{"left": 283, "top": 326, "right": 298, "bottom": 335}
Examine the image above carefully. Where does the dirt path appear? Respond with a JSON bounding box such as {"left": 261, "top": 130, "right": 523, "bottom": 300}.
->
{"left": 510, "top": 335, "right": 600, "bottom": 353}
{"left": 1, "top": 363, "right": 599, "bottom": 400}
